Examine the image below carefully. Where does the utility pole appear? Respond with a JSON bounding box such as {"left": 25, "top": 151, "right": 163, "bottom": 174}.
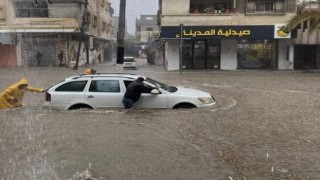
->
{"left": 116, "top": 0, "right": 126, "bottom": 67}
{"left": 179, "top": 24, "right": 183, "bottom": 75}
{"left": 73, "top": 0, "right": 88, "bottom": 70}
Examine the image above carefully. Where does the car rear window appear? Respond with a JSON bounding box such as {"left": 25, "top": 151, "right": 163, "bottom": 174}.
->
{"left": 55, "top": 81, "right": 87, "bottom": 92}
{"left": 124, "top": 58, "right": 134, "bottom": 62}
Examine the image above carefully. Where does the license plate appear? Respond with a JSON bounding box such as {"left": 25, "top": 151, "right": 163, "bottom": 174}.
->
{"left": 125, "top": 63, "right": 132, "bottom": 65}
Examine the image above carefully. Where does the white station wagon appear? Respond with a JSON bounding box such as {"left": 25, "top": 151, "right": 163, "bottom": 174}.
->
{"left": 44, "top": 74, "right": 216, "bottom": 110}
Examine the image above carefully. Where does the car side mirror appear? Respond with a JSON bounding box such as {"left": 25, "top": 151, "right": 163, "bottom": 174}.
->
{"left": 150, "top": 89, "right": 161, "bottom": 94}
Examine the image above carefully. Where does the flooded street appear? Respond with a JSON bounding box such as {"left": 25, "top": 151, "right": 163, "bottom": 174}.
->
{"left": 1, "top": 59, "right": 320, "bottom": 179}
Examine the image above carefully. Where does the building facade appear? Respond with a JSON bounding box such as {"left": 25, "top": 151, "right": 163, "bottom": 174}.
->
{"left": 292, "top": 2, "right": 320, "bottom": 69}
{"left": 0, "top": 0, "right": 113, "bottom": 67}
{"left": 159, "top": 0, "right": 297, "bottom": 71}
{"left": 136, "top": 15, "right": 160, "bottom": 44}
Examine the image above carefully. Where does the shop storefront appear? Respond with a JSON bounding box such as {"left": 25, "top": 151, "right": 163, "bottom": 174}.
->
{"left": 160, "top": 24, "right": 293, "bottom": 70}
{"left": 182, "top": 40, "right": 220, "bottom": 69}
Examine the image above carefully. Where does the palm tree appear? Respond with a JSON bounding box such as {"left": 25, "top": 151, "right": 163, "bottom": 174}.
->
{"left": 288, "top": 1, "right": 320, "bottom": 33}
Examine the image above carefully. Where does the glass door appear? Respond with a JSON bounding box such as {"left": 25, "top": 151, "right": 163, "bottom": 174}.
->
{"left": 207, "top": 40, "right": 220, "bottom": 69}
{"left": 194, "top": 41, "right": 206, "bottom": 69}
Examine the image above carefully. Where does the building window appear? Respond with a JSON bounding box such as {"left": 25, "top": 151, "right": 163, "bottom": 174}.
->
{"left": 190, "top": 0, "right": 233, "bottom": 14}
{"left": 102, "top": 21, "right": 107, "bottom": 30}
{"left": 13, "top": 1, "right": 48, "bottom": 17}
{"left": 101, "top": 0, "right": 105, "bottom": 7}
{"left": 84, "top": 12, "right": 91, "bottom": 25}
{"left": 246, "top": 0, "right": 285, "bottom": 14}
{"left": 0, "top": 6, "right": 6, "bottom": 21}
{"left": 92, "top": 16, "right": 98, "bottom": 27}
{"left": 146, "top": 27, "right": 153, "bottom": 31}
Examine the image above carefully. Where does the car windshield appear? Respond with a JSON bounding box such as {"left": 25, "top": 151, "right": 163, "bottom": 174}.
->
{"left": 145, "top": 78, "right": 177, "bottom": 93}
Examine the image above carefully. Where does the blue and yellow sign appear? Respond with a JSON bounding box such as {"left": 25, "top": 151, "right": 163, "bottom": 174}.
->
{"left": 160, "top": 25, "right": 295, "bottom": 40}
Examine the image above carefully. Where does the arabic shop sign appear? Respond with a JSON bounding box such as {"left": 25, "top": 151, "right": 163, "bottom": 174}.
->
{"left": 181, "top": 29, "right": 251, "bottom": 37}
{"left": 160, "top": 25, "right": 275, "bottom": 40}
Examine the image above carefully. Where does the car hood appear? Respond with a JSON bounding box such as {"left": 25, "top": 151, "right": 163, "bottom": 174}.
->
{"left": 175, "top": 87, "right": 211, "bottom": 97}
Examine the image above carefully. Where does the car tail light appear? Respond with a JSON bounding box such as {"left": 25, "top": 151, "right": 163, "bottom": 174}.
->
{"left": 45, "top": 92, "right": 51, "bottom": 101}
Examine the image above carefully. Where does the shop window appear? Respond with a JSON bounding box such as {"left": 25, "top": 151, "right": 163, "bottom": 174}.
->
{"left": 237, "top": 39, "right": 277, "bottom": 69}
{"left": 246, "top": 0, "right": 285, "bottom": 14}
{"left": 182, "top": 40, "right": 220, "bottom": 69}
{"left": 189, "top": 0, "right": 233, "bottom": 14}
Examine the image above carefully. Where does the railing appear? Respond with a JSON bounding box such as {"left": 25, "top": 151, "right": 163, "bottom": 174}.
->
{"left": 14, "top": 7, "right": 79, "bottom": 18}
{"left": 246, "top": 1, "right": 285, "bottom": 14}
{"left": 190, "top": 6, "right": 234, "bottom": 15}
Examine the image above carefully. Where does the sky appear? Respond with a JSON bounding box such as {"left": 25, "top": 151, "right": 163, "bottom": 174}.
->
{"left": 110, "top": 0, "right": 158, "bottom": 35}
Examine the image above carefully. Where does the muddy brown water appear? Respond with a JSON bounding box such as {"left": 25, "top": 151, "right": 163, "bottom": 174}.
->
{"left": 1, "top": 60, "right": 320, "bottom": 179}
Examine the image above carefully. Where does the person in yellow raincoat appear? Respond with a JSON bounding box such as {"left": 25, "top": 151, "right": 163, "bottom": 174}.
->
{"left": 84, "top": 68, "right": 96, "bottom": 75}
{"left": 0, "top": 78, "right": 45, "bottom": 109}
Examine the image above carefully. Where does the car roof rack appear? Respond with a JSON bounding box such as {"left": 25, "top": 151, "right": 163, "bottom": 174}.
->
{"left": 81, "top": 73, "right": 138, "bottom": 76}
{"left": 69, "top": 73, "right": 142, "bottom": 80}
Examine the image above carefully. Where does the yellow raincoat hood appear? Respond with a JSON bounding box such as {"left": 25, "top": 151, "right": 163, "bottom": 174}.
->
{"left": 18, "top": 78, "right": 29, "bottom": 86}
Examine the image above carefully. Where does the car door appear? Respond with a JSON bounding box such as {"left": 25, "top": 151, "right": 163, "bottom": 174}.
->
{"left": 123, "top": 80, "right": 168, "bottom": 108}
{"left": 53, "top": 80, "right": 88, "bottom": 107}
{"left": 136, "top": 90, "right": 168, "bottom": 108}
{"left": 85, "top": 79, "right": 124, "bottom": 108}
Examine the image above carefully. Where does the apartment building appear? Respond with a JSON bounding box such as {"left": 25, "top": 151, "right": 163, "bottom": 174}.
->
{"left": 292, "top": 2, "right": 320, "bottom": 69}
{"left": 0, "top": 0, "right": 113, "bottom": 67}
{"left": 136, "top": 15, "right": 160, "bottom": 44}
{"left": 159, "top": 0, "right": 297, "bottom": 70}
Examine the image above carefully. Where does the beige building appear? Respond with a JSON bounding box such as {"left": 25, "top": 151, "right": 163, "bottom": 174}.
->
{"left": 159, "top": 0, "right": 298, "bottom": 71}
{"left": 291, "top": 2, "right": 320, "bottom": 69}
{"left": 0, "top": 0, "right": 113, "bottom": 67}
{"left": 136, "top": 15, "right": 160, "bottom": 43}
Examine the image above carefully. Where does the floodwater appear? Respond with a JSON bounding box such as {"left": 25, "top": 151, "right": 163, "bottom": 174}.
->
{"left": 1, "top": 59, "right": 320, "bottom": 179}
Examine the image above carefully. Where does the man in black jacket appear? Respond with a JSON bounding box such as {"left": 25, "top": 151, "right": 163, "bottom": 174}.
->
{"left": 122, "top": 77, "right": 156, "bottom": 109}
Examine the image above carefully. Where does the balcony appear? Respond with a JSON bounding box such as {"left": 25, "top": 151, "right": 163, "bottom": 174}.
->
{"left": 246, "top": 0, "right": 285, "bottom": 15}
{"left": 189, "top": 0, "right": 234, "bottom": 15}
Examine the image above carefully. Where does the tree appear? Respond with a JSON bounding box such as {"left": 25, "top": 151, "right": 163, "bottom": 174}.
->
{"left": 73, "top": 0, "right": 88, "bottom": 70}
{"left": 288, "top": 1, "right": 320, "bottom": 33}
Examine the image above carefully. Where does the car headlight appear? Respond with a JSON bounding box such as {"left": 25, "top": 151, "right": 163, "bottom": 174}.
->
{"left": 198, "top": 97, "right": 214, "bottom": 104}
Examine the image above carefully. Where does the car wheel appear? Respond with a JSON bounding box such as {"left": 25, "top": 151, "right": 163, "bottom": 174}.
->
{"left": 68, "top": 104, "right": 93, "bottom": 110}
{"left": 173, "top": 103, "right": 196, "bottom": 109}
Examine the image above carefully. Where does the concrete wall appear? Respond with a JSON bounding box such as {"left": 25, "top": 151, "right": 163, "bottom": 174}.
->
{"left": 162, "top": 0, "right": 190, "bottom": 15}
{"left": 221, "top": 39, "right": 237, "bottom": 70}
